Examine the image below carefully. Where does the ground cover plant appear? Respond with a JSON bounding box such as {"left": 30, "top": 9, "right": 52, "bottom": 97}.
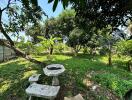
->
{"left": 0, "top": 54, "right": 131, "bottom": 100}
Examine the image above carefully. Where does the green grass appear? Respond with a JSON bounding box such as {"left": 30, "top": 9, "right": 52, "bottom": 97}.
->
{"left": 0, "top": 54, "right": 132, "bottom": 100}
{"left": 0, "top": 58, "right": 41, "bottom": 100}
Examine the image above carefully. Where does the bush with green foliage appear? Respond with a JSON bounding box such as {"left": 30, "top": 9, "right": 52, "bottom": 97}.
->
{"left": 36, "top": 36, "right": 62, "bottom": 54}
{"left": 116, "top": 40, "right": 132, "bottom": 56}
{"left": 16, "top": 39, "right": 34, "bottom": 55}
{"left": 54, "top": 43, "right": 66, "bottom": 53}
{"left": 93, "top": 73, "right": 132, "bottom": 98}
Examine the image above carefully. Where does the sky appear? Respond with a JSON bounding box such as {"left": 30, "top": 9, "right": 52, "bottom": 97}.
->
{"left": 38, "top": 0, "right": 64, "bottom": 18}
{"left": 0, "top": 0, "right": 64, "bottom": 40}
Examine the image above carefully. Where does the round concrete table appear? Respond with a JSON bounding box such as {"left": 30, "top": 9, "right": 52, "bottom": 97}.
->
{"left": 43, "top": 64, "right": 65, "bottom": 86}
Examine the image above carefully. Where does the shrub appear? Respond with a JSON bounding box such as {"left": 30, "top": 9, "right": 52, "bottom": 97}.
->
{"left": 92, "top": 73, "right": 132, "bottom": 98}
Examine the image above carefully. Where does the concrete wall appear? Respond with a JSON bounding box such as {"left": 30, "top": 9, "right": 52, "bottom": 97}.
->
{"left": 0, "top": 45, "right": 16, "bottom": 62}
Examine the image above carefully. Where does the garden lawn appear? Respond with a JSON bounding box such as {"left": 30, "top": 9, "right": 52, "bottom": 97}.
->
{"left": 0, "top": 54, "right": 132, "bottom": 100}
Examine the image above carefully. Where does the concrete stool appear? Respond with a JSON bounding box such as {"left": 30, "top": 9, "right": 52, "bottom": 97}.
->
{"left": 26, "top": 83, "right": 60, "bottom": 100}
{"left": 28, "top": 74, "right": 41, "bottom": 84}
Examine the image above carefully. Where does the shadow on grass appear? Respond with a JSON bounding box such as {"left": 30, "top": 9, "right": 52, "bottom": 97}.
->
{"left": 46, "top": 54, "right": 132, "bottom": 99}
{"left": 0, "top": 59, "right": 42, "bottom": 100}
{"left": 43, "top": 54, "right": 110, "bottom": 99}
{"left": 0, "top": 54, "right": 131, "bottom": 100}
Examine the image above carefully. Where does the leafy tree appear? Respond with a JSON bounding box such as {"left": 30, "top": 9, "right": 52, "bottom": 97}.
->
{"left": 44, "top": 18, "right": 60, "bottom": 38}
{"left": 74, "top": 0, "right": 132, "bottom": 29}
{"left": 116, "top": 40, "right": 132, "bottom": 71}
{"left": 116, "top": 40, "right": 132, "bottom": 56}
{"left": 54, "top": 42, "right": 66, "bottom": 53}
{"left": 67, "top": 27, "right": 85, "bottom": 55}
{"left": 86, "top": 34, "right": 100, "bottom": 55}
{"left": 48, "top": 0, "right": 132, "bottom": 60}
{"left": 44, "top": 9, "right": 75, "bottom": 38}
{"left": 49, "top": 0, "right": 132, "bottom": 38}
{"left": 0, "top": 0, "right": 47, "bottom": 65}
{"left": 25, "top": 23, "right": 44, "bottom": 43}
{"left": 57, "top": 9, "right": 76, "bottom": 36}
{"left": 16, "top": 40, "right": 34, "bottom": 55}
{"left": 97, "top": 26, "right": 120, "bottom": 66}
{"left": 37, "top": 36, "right": 62, "bottom": 55}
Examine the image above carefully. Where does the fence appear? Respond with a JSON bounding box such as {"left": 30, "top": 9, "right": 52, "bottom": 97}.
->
{"left": 0, "top": 45, "right": 16, "bottom": 62}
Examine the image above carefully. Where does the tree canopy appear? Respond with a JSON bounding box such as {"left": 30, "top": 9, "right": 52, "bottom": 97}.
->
{"left": 0, "top": 0, "right": 48, "bottom": 65}
{"left": 43, "top": 9, "right": 75, "bottom": 38}
{"left": 49, "top": 0, "right": 132, "bottom": 29}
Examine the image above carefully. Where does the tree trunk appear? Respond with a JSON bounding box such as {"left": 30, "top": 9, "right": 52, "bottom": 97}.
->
{"left": 74, "top": 49, "right": 78, "bottom": 56}
{"left": 73, "top": 45, "right": 81, "bottom": 56}
{"left": 127, "top": 60, "right": 132, "bottom": 72}
{"left": 108, "top": 42, "right": 112, "bottom": 66}
{"left": 0, "top": 26, "right": 46, "bottom": 66}
{"left": 0, "top": 16, "right": 14, "bottom": 46}
{"left": 49, "top": 44, "right": 53, "bottom": 55}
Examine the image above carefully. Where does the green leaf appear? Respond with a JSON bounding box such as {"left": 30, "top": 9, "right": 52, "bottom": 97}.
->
{"left": 53, "top": 0, "right": 59, "bottom": 12}
{"left": 37, "top": 36, "right": 44, "bottom": 40}
{"left": 62, "top": 0, "right": 68, "bottom": 9}
{"left": 48, "top": 0, "right": 54, "bottom": 3}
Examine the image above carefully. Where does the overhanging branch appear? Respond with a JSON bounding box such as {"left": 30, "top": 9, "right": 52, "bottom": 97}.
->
{"left": 0, "top": 24, "right": 14, "bottom": 46}
{"left": 1, "top": 0, "right": 12, "bottom": 11}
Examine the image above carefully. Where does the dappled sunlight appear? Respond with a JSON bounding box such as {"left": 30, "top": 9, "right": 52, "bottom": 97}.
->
{"left": 34, "top": 55, "right": 73, "bottom": 64}
{"left": 99, "top": 56, "right": 108, "bottom": 64}
{"left": 100, "top": 55, "right": 131, "bottom": 63}
{"left": 0, "top": 80, "right": 12, "bottom": 94}
{"left": 83, "top": 78, "right": 94, "bottom": 87}
{"left": 21, "top": 70, "right": 37, "bottom": 79}
{"left": 0, "top": 59, "right": 20, "bottom": 66}
{"left": 0, "top": 57, "right": 41, "bottom": 99}
{"left": 34, "top": 56, "right": 47, "bottom": 62}
{"left": 17, "top": 60, "right": 29, "bottom": 65}
{"left": 0, "top": 54, "right": 132, "bottom": 99}
{"left": 53, "top": 55, "right": 72, "bottom": 61}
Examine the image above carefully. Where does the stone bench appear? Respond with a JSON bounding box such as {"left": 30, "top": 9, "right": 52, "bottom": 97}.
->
{"left": 28, "top": 74, "right": 41, "bottom": 84}
{"left": 26, "top": 83, "right": 60, "bottom": 100}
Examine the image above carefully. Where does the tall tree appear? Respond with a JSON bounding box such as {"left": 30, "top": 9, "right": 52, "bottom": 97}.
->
{"left": 0, "top": 0, "right": 47, "bottom": 65}
{"left": 99, "top": 28, "right": 116, "bottom": 66}
{"left": 25, "top": 23, "right": 44, "bottom": 43}
{"left": 67, "top": 27, "right": 90, "bottom": 55}
{"left": 57, "top": 9, "right": 76, "bottom": 36}
{"left": 44, "top": 9, "right": 75, "bottom": 38}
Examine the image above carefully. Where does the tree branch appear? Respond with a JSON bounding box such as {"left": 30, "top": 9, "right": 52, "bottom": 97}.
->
{"left": 0, "top": 23, "right": 14, "bottom": 46}
{"left": 0, "top": 39, "right": 46, "bottom": 66}
{"left": 1, "top": 0, "right": 12, "bottom": 11}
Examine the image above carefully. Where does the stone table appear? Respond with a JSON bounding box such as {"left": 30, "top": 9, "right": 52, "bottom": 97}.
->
{"left": 43, "top": 64, "right": 65, "bottom": 86}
